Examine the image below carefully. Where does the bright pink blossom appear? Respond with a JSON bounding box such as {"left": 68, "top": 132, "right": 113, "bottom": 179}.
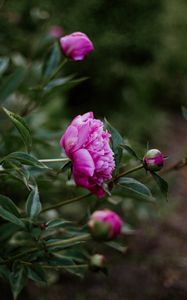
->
{"left": 88, "top": 209, "right": 123, "bottom": 240}
{"left": 59, "top": 32, "right": 94, "bottom": 61}
{"left": 60, "top": 112, "right": 115, "bottom": 197}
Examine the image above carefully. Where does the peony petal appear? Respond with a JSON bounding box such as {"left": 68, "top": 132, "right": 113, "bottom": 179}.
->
{"left": 73, "top": 122, "right": 90, "bottom": 151}
{"left": 60, "top": 125, "right": 78, "bottom": 157}
{"left": 72, "top": 149, "right": 95, "bottom": 176}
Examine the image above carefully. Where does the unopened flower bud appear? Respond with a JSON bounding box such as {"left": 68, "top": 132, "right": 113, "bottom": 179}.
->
{"left": 88, "top": 209, "right": 123, "bottom": 241}
{"left": 143, "top": 149, "right": 164, "bottom": 172}
{"left": 59, "top": 32, "right": 94, "bottom": 61}
{"left": 90, "top": 254, "right": 106, "bottom": 271}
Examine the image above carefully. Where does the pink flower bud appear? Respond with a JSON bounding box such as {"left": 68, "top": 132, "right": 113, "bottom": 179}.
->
{"left": 88, "top": 209, "right": 123, "bottom": 240}
{"left": 59, "top": 32, "right": 94, "bottom": 61}
{"left": 49, "top": 25, "right": 64, "bottom": 38}
{"left": 90, "top": 254, "right": 106, "bottom": 271}
{"left": 143, "top": 149, "right": 164, "bottom": 172}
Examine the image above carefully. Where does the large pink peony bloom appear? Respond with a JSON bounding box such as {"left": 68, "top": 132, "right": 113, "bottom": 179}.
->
{"left": 59, "top": 32, "right": 94, "bottom": 61}
{"left": 60, "top": 112, "right": 115, "bottom": 197}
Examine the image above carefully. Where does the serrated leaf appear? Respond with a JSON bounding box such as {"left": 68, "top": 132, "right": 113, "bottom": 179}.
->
{"left": 0, "top": 207, "right": 25, "bottom": 227}
{"left": 0, "top": 67, "right": 26, "bottom": 103}
{"left": 26, "top": 187, "right": 41, "bottom": 219}
{"left": 1, "top": 152, "right": 47, "bottom": 168}
{"left": 121, "top": 144, "right": 140, "bottom": 160}
{"left": 104, "top": 119, "right": 124, "bottom": 169}
{"left": 117, "top": 177, "right": 154, "bottom": 202}
{"left": 151, "top": 172, "right": 168, "bottom": 198}
{"left": 182, "top": 106, "right": 187, "bottom": 121}
{"left": 0, "top": 194, "right": 20, "bottom": 217}
{"left": 0, "top": 57, "right": 9, "bottom": 76}
{"left": 3, "top": 107, "right": 32, "bottom": 152}
{"left": 42, "top": 43, "right": 61, "bottom": 79}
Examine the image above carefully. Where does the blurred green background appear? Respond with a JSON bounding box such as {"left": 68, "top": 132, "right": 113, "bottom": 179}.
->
{"left": 1, "top": 0, "right": 187, "bottom": 141}
{"left": 1, "top": 0, "right": 187, "bottom": 299}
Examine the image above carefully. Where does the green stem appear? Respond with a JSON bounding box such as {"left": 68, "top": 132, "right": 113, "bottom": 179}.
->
{"left": 46, "top": 233, "right": 91, "bottom": 248}
{"left": 21, "top": 261, "right": 88, "bottom": 270}
{"left": 41, "top": 192, "right": 92, "bottom": 213}
{"left": 3, "top": 234, "right": 91, "bottom": 264}
{"left": 114, "top": 164, "right": 144, "bottom": 181}
{"left": 45, "top": 58, "right": 68, "bottom": 84}
{"left": 39, "top": 158, "right": 69, "bottom": 163}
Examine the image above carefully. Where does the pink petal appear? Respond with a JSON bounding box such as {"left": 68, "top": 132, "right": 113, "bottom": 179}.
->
{"left": 72, "top": 149, "right": 95, "bottom": 176}
{"left": 60, "top": 125, "right": 78, "bottom": 157}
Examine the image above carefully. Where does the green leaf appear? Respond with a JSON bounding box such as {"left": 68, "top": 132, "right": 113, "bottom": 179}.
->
{"left": 121, "top": 223, "right": 135, "bottom": 235}
{"left": 0, "top": 194, "right": 20, "bottom": 217}
{"left": 9, "top": 264, "right": 26, "bottom": 300}
{"left": 1, "top": 152, "right": 47, "bottom": 168}
{"left": 0, "top": 265, "right": 9, "bottom": 280}
{"left": 27, "top": 266, "right": 47, "bottom": 283}
{"left": 43, "top": 75, "right": 73, "bottom": 94}
{"left": 182, "top": 105, "right": 187, "bottom": 121}
{"left": 117, "top": 177, "right": 154, "bottom": 202}
{"left": 26, "top": 187, "right": 42, "bottom": 219}
{"left": 65, "top": 265, "right": 86, "bottom": 278}
{"left": 0, "top": 67, "right": 26, "bottom": 103}
{"left": 57, "top": 161, "right": 71, "bottom": 175}
{"left": 47, "top": 254, "right": 86, "bottom": 278}
{"left": 3, "top": 107, "right": 32, "bottom": 152}
{"left": 121, "top": 144, "right": 140, "bottom": 160}
{"left": 46, "top": 219, "right": 71, "bottom": 230}
{"left": 0, "top": 207, "right": 25, "bottom": 227}
{"left": 47, "top": 254, "right": 75, "bottom": 266}
{"left": 104, "top": 119, "right": 124, "bottom": 169}
{"left": 106, "top": 241, "right": 128, "bottom": 253}
{"left": 0, "top": 223, "right": 20, "bottom": 242}
{"left": 0, "top": 57, "right": 9, "bottom": 76}
{"left": 42, "top": 43, "right": 61, "bottom": 79}
{"left": 151, "top": 172, "right": 168, "bottom": 198}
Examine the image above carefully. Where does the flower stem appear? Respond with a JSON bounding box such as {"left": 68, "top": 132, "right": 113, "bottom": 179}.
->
{"left": 46, "top": 233, "right": 91, "bottom": 248}
{"left": 41, "top": 192, "right": 92, "bottom": 213}
{"left": 39, "top": 158, "right": 69, "bottom": 163}
{"left": 3, "top": 234, "right": 91, "bottom": 264}
{"left": 45, "top": 58, "right": 68, "bottom": 84}
{"left": 114, "top": 164, "right": 144, "bottom": 181}
{"left": 21, "top": 260, "right": 88, "bottom": 270}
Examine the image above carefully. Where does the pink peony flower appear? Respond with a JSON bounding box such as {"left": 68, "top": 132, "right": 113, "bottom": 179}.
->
{"left": 49, "top": 25, "right": 64, "bottom": 38}
{"left": 60, "top": 112, "right": 115, "bottom": 197}
{"left": 88, "top": 209, "right": 123, "bottom": 240}
{"left": 59, "top": 32, "right": 94, "bottom": 61}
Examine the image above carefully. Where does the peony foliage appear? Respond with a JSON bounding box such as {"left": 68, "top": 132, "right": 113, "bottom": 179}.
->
{"left": 0, "top": 31, "right": 170, "bottom": 299}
